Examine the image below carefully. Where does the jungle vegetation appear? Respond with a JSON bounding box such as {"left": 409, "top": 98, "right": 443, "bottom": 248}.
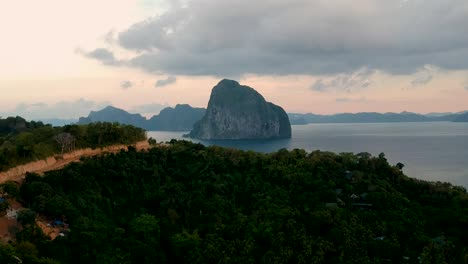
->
{"left": 1, "top": 139, "right": 468, "bottom": 263}
{"left": 0, "top": 116, "right": 146, "bottom": 171}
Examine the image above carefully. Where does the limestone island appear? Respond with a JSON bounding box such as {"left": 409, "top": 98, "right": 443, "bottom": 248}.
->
{"left": 187, "top": 79, "right": 291, "bottom": 139}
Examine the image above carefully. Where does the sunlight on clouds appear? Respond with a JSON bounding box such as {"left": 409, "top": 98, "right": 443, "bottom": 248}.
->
{"left": 1, "top": 0, "right": 467, "bottom": 118}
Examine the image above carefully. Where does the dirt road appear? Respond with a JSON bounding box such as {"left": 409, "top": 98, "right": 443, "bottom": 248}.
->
{"left": 0, "top": 141, "right": 153, "bottom": 242}
{"left": 0, "top": 140, "right": 150, "bottom": 184}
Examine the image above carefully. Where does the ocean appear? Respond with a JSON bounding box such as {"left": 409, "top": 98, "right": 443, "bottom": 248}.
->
{"left": 147, "top": 122, "right": 468, "bottom": 188}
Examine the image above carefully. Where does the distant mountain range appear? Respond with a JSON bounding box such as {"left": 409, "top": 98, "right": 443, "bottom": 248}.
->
{"left": 37, "top": 107, "right": 468, "bottom": 128}
{"left": 288, "top": 111, "right": 468, "bottom": 125}
{"left": 453, "top": 112, "right": 468, "bottom": 122}
{"left": 77, "top": 104, "right": 205, "bottom": 131}
{"left": 77, "top": 106, "right": 148, "bottom": 128}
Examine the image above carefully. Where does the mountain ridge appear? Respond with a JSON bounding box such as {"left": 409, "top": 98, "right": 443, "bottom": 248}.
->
{"left": 77, "top": 104, "right": 205, "bottom": 131}
{"left": 288, "top": 111, "right": 468, "bottom": 125}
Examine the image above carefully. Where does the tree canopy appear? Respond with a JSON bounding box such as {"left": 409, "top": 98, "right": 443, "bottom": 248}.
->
{"left": 1, "top": 140, "right": 467, "bottom": 263}
{"left": 0, "top": 116, "right": 146, "bottom": 171}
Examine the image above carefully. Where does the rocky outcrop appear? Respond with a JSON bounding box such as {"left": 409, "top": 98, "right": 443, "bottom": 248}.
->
{"left": 188, "top": 79, "right": 291, "bottom": 139}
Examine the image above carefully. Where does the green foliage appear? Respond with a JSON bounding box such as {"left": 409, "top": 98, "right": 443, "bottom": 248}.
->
{"left": 17, "top": 208, "right": 37, "bottom": 226}
{"left": 147, "top": 137, "right": 157, "bottom": 146}
{"left": 0, "top": 242, "right": 60, "bottom": 264}
{"left": 0, "top": 116, "right": 146, "bottom": 171}
{"left": 0, "top": 244, "right": 17, "bottom": 264}
{"left": 1, "top": 181, "right": 20, "bottom": 198}
{"left": 5, "top": 140, "right": 468, "bottom": 263}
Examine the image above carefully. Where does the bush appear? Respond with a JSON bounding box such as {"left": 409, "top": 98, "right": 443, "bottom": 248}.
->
{"left": 1, "top": 181, "right": 20, "bottom": 198}
{"left": 0, "top": 199, "right": 9, "bottom": 214}
{"left": 17, "top": 209, "right": 37, "bottom": 226}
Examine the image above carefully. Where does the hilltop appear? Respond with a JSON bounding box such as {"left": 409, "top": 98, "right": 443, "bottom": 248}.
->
{"left": 0, "top": 140, "right": 467, "bottom": 263}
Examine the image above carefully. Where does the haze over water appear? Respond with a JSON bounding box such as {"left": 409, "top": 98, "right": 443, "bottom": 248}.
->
{"left": 148, "top": 122, "right": 468, "bottom": 188}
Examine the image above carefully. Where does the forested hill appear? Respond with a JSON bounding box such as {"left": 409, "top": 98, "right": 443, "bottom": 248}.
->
{"left": 0, "top": 116, "right": 146, "bottom": 171}
{"left": 0, "top": 116, "right": 45, "bottom": 136}
{"left": 1, "top": 140, "right": 467, "bottom": 263}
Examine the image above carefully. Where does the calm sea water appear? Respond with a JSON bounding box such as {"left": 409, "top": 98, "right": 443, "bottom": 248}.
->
{"left": 147, "top": 122, "right": 468, "bottom": 187}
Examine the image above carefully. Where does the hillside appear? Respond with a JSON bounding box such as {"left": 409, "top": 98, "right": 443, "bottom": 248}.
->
{"left": 0, "top": 116, "right": 45, "bottom": 136}
{"left": 0, "top": 140, "right": 467, "bottom": 263}
{"left": 0, "top": 116, "right": 146, "bottom": 172}
{"left": 0, "top": 140, "right": 150, "bottom": 184}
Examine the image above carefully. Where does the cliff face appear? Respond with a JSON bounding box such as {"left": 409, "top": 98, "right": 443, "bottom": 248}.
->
{"left": 188, "top": 79, "right": 291, "bottom": 139}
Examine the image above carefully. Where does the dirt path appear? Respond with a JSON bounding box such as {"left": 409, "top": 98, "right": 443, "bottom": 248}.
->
{"left": 0, "top": 141, "right": 153, "bottom": 243}
{"left": 0, "top": 140, "right": 150, "bottom": 184}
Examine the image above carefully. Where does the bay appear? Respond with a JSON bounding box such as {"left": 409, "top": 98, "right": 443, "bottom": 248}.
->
{"left": 147, "top": 122, "right": 468, "bottom": 187}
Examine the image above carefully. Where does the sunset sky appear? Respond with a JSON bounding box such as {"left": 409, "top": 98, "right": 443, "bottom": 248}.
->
{"left": 1, "top": 0, "right": 468, "bottom": 120}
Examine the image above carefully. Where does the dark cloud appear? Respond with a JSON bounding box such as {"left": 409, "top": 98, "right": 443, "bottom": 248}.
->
{"left": 310, "top": 80, "right": 326, "bottom": 92}
{"left": 311, "top": 68, "right": 374, "bottom": 92}
{"left": 120, "top": 80, "right": 133, "bottom": 89}
{"left": 155, "top": 76, "right": 177, "bottom": 87}
{"left": 410, "top": 65, "right": 435, "bottom": 86}
{"left": 83, "top": 48, "right": 120, "bottom": 66}
{"left": 411, "top": 75, "right": 433, "bottom": 86}
{"left": 86, "top": 0, "right": 468, "bottom": 76}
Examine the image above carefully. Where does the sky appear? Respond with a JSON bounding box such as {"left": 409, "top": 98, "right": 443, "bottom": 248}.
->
{"left": 1, "top": 0, "right": 468, "bottom": 120}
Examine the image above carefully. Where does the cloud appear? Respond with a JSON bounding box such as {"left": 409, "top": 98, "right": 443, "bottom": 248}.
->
{"left": 336, "top": 97, "right": 369, "bottom": 103}
{"left": 311, "top": 68, "right": 374, "bottom": 92}
{"left": 411, "top": 65, "right": 436, "bottom": 86}
{"left": 120, "top": 80, "right": 133, "bottom": 89}
{"left": 310, "top": 80, "right": 327, "bottom": 92}
{"left": 84, "top": 0, "right": 468, "bottom": 77}
{"left": 81, "top": 48, "right": 120, "bottom": 66}
{"left": 1, "top": 99, "right": 110, "bottom": 119}
{"left": 155, "top": 76, "right": 177, "bottom": 87}
{"left": 103, "top": 30, "right": 116, "bottom": 45}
